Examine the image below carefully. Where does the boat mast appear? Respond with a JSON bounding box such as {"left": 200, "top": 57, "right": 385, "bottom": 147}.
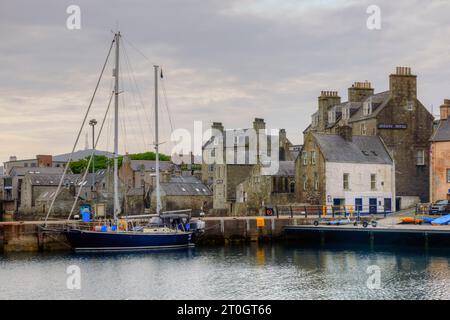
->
{"left": 154, "top": 65, "right": 161, "bottom": 215}
{"left": 113, "top": 32, "right": 121, "bottom": 222}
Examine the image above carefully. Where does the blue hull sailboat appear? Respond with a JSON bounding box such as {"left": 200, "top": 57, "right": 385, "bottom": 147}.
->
{"left": 65, "top": 229, "right": 192, "bottom": 252}
{"left": 44, "top": 32, "right": 195, "bottom": 252}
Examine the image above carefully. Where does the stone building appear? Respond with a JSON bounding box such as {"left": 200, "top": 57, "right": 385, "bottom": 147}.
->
{"left": 0, "top": 166, "right": 66, "bottom": 214}
{"left": 430, "top": 99, "right": 450, "bottom": 202}
{"left": 296, "top": 127, "right": 394, "bottom": 213}
{"left": 3, "top": 155, "right": 66, "bottom": 175}
{"left": 19, "top": 171, "right": 106, "bottom": 217}
{"left": 119, "top": 155, "right": 175, "bottom": 192}
{"left": 306, "top": 67, "right": 434, "bottom": 208}
{"left": 201, "top": 118, "right": 295, "bottom": 214}
{"left": 150, "top": 175, "right": 212, "bottom": 215}
{"left": 235, "top": 161, "right": 296, "bottom": 215}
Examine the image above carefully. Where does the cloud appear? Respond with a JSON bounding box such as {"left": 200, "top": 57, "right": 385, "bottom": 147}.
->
{"left": 0, "top": 0, "right": 450, "bottom": 163}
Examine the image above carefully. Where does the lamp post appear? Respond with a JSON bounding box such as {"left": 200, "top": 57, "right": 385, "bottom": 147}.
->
{"left": 89, "top": 119, "right": 98, "bottom": 192}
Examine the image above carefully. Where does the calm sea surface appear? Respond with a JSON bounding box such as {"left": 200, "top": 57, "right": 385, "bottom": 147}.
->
{"left": 1, "top": 244, "right": 450, "bottom": 300}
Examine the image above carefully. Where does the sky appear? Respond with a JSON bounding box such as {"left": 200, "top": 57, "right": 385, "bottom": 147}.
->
{"left": 1, "top": 0, "right": 450, "bottom": 164}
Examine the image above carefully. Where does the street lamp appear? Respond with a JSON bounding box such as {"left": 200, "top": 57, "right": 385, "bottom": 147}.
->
{"left": 89, "top": 119, "right": 98, "bottom": 192}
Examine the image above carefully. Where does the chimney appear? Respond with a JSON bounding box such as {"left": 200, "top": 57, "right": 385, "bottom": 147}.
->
{"left": 211, "top": 122, "right": 224, "bottom": 132}
{"left": 337, "top": 125, "right": 353, "bottom": 142}
{"left": 253, "top": 118, "right": 266, "bottom": 132}
{"left": 318, "top": 91, "right": 341, "bottom": 132}
{"left": 389, "top": 66, "right": 417, "bottom": 101}
{"left": 440, "top": 99, "right": 450, "bottom": 121}
{"left": 9, "top": 156, "right": 17, "bottom": 162}
{"left": 36, "top": 155, "right": 52, "bottom": 167}
{"left": 348, "top": 81, "right": 374, "bottom": 103}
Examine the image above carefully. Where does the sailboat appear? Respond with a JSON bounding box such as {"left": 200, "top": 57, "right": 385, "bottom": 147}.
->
{"left": 61, "top": 32, "right": 193, "bottom": 252}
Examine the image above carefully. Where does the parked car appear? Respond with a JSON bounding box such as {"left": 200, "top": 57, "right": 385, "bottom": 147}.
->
{"left": 429, "top": 200, "right": 450, "bottom": 215}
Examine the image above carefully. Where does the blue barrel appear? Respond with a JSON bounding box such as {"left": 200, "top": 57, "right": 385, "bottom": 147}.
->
{"left": 82, "top": 211, "right": 91, "bottom": 222}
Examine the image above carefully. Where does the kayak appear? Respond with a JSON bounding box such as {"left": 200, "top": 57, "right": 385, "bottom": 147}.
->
{"left": 400, "top": 217, "right": 425, "bottom": 224}
{"left": 431, "top": 214, "right": 450, "bottom": 226}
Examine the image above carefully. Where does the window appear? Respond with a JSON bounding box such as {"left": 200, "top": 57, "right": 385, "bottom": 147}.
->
{"left": 371, "top": 174, "right": 377, "bottom": 190}
{"left": 406, "top": 101, "right": 414, "bottom": 111}
{"left": 314, "top": 173, "right": 319, "bottom": 191}
{"left": 290, "top": 181, "right": 295, "bottom": 193}
{"left": 342, "top": 106, "right": 350, "bottom": 120}
{"left": 208, "top": 165, "right": 214, "bottom": 173}
{"left": 328, "top": 110, "right": 336, "bottom": 124}
{"left": 416, "top": 149, "right": 425, "bottom": 166}
{"left": 303, "top": 176, "right": 308, "bottom": 191}
{"left": 311, "top": 151, "right": 316, "bottom": 165}
{"left": 343, "top": 173, "right": 349, "bottom": 190}
{"left": 363, "top": 100, "right": 372, "bottom": 116}
{"left": 302, "top": 151, "right": 308, "bottom": 165}
{"left": 360, "top": 123, "right": 367, "bottom": 135}
{"left": 447, "top": 169, "right": 450, "bottom": 183}
{"left": 211, "top": 149, "right": 215, "bottom": 157}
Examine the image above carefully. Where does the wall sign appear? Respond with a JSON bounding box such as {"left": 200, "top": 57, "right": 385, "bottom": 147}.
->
{"left": 378, "top": 123, "right": 407, "bottom": 129}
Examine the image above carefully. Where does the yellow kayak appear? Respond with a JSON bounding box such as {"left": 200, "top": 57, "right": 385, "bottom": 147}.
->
{"left": 400, "top": 217, "right": 423, "bottom": 224}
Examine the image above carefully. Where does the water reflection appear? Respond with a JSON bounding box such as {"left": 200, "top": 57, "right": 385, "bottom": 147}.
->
{"left": 0, "top": 244, "right": 450, "bottom": 299}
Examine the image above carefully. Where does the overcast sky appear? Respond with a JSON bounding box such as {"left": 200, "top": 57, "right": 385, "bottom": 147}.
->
{"left": 1, "top": 0, "right": 450, "bottom": 163}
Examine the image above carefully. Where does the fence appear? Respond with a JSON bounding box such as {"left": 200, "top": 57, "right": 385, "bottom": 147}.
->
{"left": 272, "top": 204, "right": 392, "bottom": 219}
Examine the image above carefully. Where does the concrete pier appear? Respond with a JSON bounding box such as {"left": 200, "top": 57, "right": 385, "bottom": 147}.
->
{"left": 0, "top": 216, "right": 320, "bottom": 252}
{"left": 285, "top": 224, "right": 450, "bottom": 247}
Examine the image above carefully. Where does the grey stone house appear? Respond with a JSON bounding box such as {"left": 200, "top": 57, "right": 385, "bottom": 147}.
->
{"left": 235, "top": 161, "right": 296, "bottom": 215}
{"left": 201, "top": 118, "right": 295, "bottom": 214}
{"left": 304, "top": 67, "right": 434, "bottom": 208}
{"left": 151, "top": 175, "right": 212, "bottom": 215}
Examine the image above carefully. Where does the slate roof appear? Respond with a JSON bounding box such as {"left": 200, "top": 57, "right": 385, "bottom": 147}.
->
{"left": 313, "top": 133, "right": 393, "bottom": 165}
{"left": 430, "top": 119, "right": 450, "bottom": 142}
{"left": 129, "top": 160, "right": 174, "bottom": 172}
{"left": 157, "top": 176, "right": 211, "bottom": 196}
{"left": 10, "top": 166, "right": 66, "bottom": 177}
{"left": 160, "top": 182, "right": 212, "bottom": 196}
{"left": 53, "top": 149, "right": 115, "bottom": 162}
{"left": 28, "top": 174, "right": 79, "bottom": 186}
{"left": 261, "top": 161, "right": 295, "bottom": 176}
{"left": 169, "top": 175, "right": 202, "bottom": 183}
{"left": 27, "top": 171, "right": 106, "bottom": 187}
{"left": 348, "top": 91, "right": 391, "bottom": 122}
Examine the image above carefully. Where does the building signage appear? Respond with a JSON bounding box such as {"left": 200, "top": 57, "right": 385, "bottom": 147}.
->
{"left": 378, "top": 123, "right": 407, "bottom": 129}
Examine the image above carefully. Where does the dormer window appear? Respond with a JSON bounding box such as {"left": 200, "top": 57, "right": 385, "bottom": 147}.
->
{"left": 342, "top": 106, "right": 350, "bottom": 120}
{"left": 363, "top": 99, "right": 372, "bottom": 116}
{"left": 328, "top": 110, "right": 336, "bottom": 124}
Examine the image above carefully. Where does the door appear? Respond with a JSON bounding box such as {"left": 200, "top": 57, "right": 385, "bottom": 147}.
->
{"left": 333, "top": 198, "right": 345, "bottom": 215}
{"left": 355, "top": 198, "right": 363, "bottom": 214}
{"left": 396, "top": 197, "right": 401, "bottom": 212}
{"left": 369, "top": 198, "right": 377, "bottom": 214}
{"left": 384, "top": 198, "right": 392, "bottom": 213}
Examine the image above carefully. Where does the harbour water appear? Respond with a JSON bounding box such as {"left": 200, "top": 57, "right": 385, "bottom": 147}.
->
{"left": 1, "top": 244, "right": 450, "bottom": 300}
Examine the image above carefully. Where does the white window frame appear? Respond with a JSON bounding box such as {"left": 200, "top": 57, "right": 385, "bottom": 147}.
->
{"left": 371, "top": 174, "right": 377, "bottom": 191}
{"left": 311, "top": 151, "right": 316, "bottom": 165}
{"left": 361, "top": 123, "right": 367, "bottom": 135}
{"left": 416, "top": 149, "right": 425, "bottom": 166}
{"left": 303, "top": 151, "right": 308, "bottom": 166}
{"left": 343, "top": 173, "right": 349, "bottom": 191}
